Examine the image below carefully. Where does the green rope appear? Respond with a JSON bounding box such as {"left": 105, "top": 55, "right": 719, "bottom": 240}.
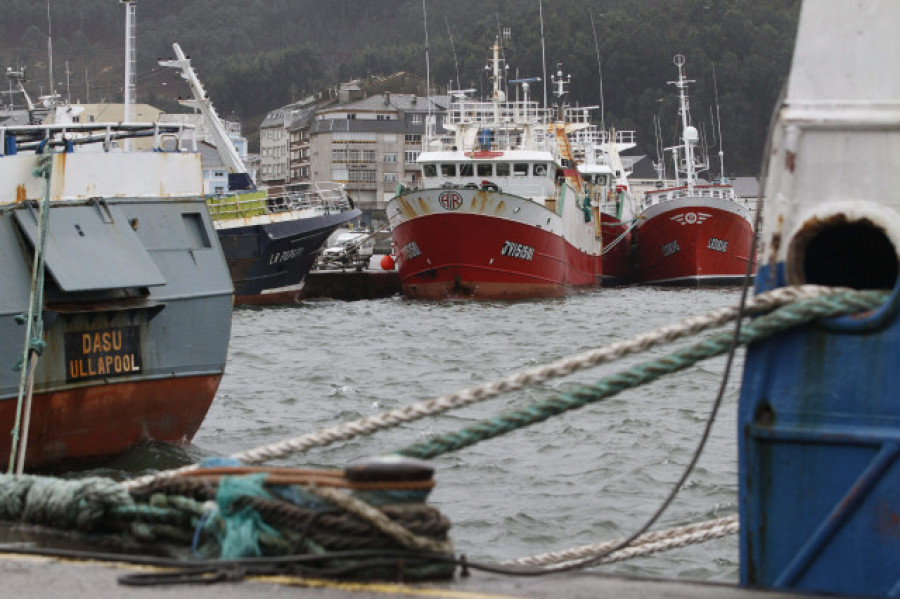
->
{"left": 397, "top": 289, "right": 889, "bottom": 460}
{"left": 9, "top": 150, "right": 54, "bottom": 473}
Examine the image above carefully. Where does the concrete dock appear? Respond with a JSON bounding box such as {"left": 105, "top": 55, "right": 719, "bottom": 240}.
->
{"left": 0, "top": 549, "right": 812, "bottom": 599}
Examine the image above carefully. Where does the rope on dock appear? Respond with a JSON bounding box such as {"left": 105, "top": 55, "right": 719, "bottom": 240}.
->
{"left": 501, "top": 515, "right": 739, "bottom": 568}
{"left": 122, "top": 284, "right": 856, "bottom": 490}
{"left": 304, "top": 485, "right": 452, "bottom": 554}
{"left": 396, "top": 289, "right": 888, "bottom": 460}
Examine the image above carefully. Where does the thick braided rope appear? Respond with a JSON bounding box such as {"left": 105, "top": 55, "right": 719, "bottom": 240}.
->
{"left": 121, "top": 285, "right": 855, "bottom": 490}
{"left": 397, "top": 289, "right": 887, "bottom": 460}
{"left": 303, "top": 484, "right": 453, "bottom": 554}
{"left": 502, "top": 515, "right": 739, "bottom": 568}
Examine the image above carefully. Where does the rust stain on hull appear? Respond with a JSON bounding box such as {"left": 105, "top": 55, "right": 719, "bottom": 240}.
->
{"left": 0, "top": 374, "right": 221, "bottom": 469}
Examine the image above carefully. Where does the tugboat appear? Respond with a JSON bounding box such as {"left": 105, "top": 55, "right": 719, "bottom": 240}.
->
{"left": 0, "top": 122, "right": 233, "bottom": 470}
{"left": 386, "top": 41, "right": 602, "bottom": 300}
{"left": 159, "top": 44, "right": 361, "bottom": 306}
{"left": 635, "top": 55, "right": 755, "bottom": 286}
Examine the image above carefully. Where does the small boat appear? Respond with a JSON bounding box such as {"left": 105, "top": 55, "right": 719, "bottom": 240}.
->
{"left": 386, "top": 40, "right": 602, "bottom": 300}
{"left": 159, "top": 44, "right": 361, "bottom": 306}
{"left": 574, "top": 128, "right": 639, "bottom": 285}
{"left": 0, "top": 122, "right": 233, "bottom": 470}
{"left": 634, "top": 56, "right": 755, "bottom": 285}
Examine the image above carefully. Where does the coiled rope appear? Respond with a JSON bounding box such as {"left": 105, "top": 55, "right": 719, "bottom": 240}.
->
{"left": 123, "top": 284, "right": 877, "bottom": 490}
{"left": 8, "top": 149, "right": 53, "bottom": 474}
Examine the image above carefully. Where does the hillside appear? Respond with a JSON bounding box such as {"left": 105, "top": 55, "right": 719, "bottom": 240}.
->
{"left": 0, "top": 0, "right": 801, "bottom": 175}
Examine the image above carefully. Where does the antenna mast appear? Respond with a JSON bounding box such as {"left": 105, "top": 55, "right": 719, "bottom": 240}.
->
{"left": 539, "top": 0, "right": 548, "bottom": 111}
{"left": 46, "top": 0, "right": 53, "bottom": 100}
{"left": 121, "top": 0, "right": 137, "bottom": 150}
{"left": 589, "top": 8, "right": 605, "bottom": 131}
{"left": 422, "top": 0, "right": 434, "bottom": 146}
{"left": 713, "top": 63, "right": 726, "bottom": 181}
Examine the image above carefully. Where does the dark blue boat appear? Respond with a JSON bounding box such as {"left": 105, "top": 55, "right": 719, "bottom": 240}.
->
{"left": 159, "top": 44, "right": 361, "bottom": 305}
{"left": 210, "top": 183, "right": 360, "bottom": 305}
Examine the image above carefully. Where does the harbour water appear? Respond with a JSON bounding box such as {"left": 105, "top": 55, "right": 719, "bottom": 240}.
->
{"left": 110, "top": 286, "right": 746, "bottom": 582}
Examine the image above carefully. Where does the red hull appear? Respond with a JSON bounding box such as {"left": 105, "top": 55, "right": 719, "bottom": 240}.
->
{"left": 0, "top": 374, "right": 221, "bottom": 469}
{"left": 635, "top": 198, "right": 755, "bottom": 285}
{"left": 392, "top": 212, "right": 602, "bottom": 300}
{"left": 600, "top": 213, "right": 634, "bottom": 284}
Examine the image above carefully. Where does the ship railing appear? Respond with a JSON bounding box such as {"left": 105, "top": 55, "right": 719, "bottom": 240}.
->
{"left": 445, "top": 99, "right": 550, "bottom": 127}
{"left": 563, "top": 107, "right": 597, "bottom": 125}
{"left": 207, "top": 181, "right": 352, "bottom": 221}
{"left": 0, "top": 122, "right": 198, "bottom": 156}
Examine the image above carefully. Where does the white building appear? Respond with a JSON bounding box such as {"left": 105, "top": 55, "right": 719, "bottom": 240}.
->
{"left": 309, "top": 92, "right": 448, "bottom": 220}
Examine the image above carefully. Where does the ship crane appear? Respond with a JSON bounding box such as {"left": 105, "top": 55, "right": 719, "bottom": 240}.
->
{"left": 158, "top": 43, "right": 254, "bottom": 190}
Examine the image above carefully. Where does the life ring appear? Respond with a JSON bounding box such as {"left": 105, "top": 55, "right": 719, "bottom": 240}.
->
{"left": 535, "top": 165, "right": 546, "bottom": 176}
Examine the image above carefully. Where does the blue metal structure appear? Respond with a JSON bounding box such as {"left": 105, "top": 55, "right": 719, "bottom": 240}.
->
{"left": 738, "top": 1, "right": 900, "bottom": 595}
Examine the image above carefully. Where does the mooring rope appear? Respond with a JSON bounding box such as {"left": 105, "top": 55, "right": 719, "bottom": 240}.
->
{"left": 122, "top": 284, "right": 871, "bottom": 490}
{"left": 502, "top": 515, "right": 739, "bottom": 568}
{"left": 397, "top": 289, "right": 886, "bottom": 459}
{"left": 304, "top": 485, "right": 453, "bottom": 554}
{"left": 8, "top": 150, "right": 53, "bottom": 474}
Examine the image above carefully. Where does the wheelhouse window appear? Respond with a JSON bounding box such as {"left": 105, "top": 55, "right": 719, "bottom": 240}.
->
{"left": 476, "top": 163, "right": 492, "bottom": 177}
{"left": 496, "top": 163, "right": 510, "bottom": 176}
{"left": 513, "top": 163, "right": 529, "bottom": 176}
{"left": 423, "top": 164, "right": 437, "bottom": 177}
{"left": 459, "top": 163, "right": 474, "bottom": 177}
{"left": 440, "top": 164, "right": 456, "bottom": 177}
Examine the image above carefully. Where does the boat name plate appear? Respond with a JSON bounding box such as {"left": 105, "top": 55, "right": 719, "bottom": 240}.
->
{"left": 64, "top": 326, "right": 143, "bottom": 382}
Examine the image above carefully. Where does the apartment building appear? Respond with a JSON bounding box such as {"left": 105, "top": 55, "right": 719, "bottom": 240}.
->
{"left": 309, "top": 92, "right": 448, "bottom": 221}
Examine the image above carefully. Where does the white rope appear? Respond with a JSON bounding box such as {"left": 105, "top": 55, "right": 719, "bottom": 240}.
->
{"left": 501, "top": 515, "right": 739, "bottom": 568}
{"left": 123, "top": 285, "right": 845, "bottom": 490}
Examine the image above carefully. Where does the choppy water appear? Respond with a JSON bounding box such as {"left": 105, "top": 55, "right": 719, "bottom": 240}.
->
{"left": 171, "top": 286, "right": 744, "bottom": 582}
{"left": 88, "top": 288, "right": 744, "bottom": 579}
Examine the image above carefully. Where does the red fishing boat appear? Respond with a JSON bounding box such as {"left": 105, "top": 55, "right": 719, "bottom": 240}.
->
{"left": 574, "top": 128, "right": 639, "bottom": 285}
{"left": 634, "top": 55, "right": 755, "bottom": 285}
{"left": 386, "top": 41, "right": 602, "bottom": 300}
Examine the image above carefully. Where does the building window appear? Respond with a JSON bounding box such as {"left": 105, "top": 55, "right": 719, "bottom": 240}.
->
{"left": 384, "top": 172, "right": 398, "bottom": 183}
{"left": 411, "top": 114, "right": 422, "bottom": 124}
{"left": 349, "top": 169, "right": 375, "bottom": 182}
{"left": 405, "top": 134, "right": 421, "bottom": 144}
{"left": 384, "top": 153, "right": 398, "bottom": 163}
{"left": 405, "top": 150, "right": 420, "bottom": 164}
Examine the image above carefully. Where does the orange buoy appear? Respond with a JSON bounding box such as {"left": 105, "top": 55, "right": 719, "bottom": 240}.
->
{"left": 380, "top": 255, "right": 396, "bottom": 270}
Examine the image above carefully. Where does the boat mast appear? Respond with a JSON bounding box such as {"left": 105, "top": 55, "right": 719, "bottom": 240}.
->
{"left": 121, "top": 0, "right": 137, "bottom": 150}
{"left": 713, "top": 64, "right": 726, "bottom": 182}
{"left": 671, "top": 54, "right": 697, "bottom": 193}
